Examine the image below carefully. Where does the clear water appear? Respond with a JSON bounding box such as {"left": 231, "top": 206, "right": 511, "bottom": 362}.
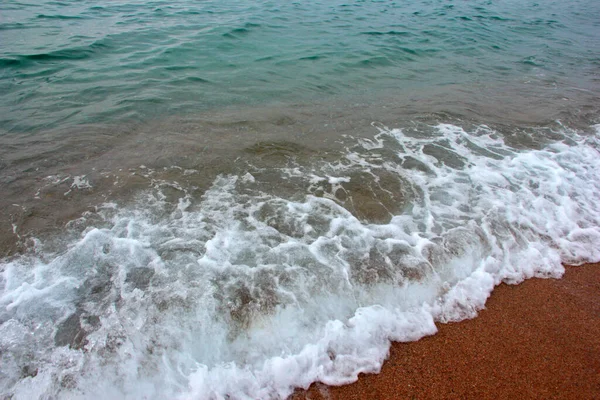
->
{"left": 1, "top": 0, "right": 599, "bottom": 132}
{"left": 1, "top": 1, "right": 600, "bottom": 399}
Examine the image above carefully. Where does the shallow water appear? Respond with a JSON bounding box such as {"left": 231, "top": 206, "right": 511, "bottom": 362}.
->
{"left": 1, "top": 1, "right": 600, "bottom": 399}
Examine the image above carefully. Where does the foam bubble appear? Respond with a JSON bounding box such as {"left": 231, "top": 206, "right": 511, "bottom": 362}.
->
{"left": 1, "top": 121, "right": 599, "bottom": 399}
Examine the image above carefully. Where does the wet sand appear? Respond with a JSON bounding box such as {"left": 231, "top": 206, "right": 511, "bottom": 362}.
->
{"left": 293, "top": 263, "right": 600, "bottom": 400}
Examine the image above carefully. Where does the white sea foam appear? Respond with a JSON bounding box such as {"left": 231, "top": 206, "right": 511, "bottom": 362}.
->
{"left": 1, "top": 123, "right": 599, "bottom": 399}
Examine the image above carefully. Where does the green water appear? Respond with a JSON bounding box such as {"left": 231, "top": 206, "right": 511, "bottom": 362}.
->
{"left": 1, "top": 0, "right": 599, "bottom": 132}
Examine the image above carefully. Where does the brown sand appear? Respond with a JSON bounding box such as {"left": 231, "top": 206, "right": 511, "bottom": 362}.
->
{"left": 292, "top": 263, "right": 600, "bottom": 400}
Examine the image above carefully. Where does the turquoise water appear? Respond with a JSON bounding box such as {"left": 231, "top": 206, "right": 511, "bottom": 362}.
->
{"left": 1, "top": 0, "right": 599, "bottom": 132}
{"left": 1, "top": 2, "right": 600, "bottom": 399}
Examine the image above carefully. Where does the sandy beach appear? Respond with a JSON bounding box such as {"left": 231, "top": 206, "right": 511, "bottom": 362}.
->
{"left": 293, "top": 263, "right": 600, "bottom": 399}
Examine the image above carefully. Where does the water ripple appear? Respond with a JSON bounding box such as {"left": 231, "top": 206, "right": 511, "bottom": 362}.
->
{"left": 0, "top": 0, "right": 599, "bottom": 132}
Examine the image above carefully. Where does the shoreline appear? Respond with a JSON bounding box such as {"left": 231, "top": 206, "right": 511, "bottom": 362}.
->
{"left": 293, "top": 263, "right": 600, "bottom": 399}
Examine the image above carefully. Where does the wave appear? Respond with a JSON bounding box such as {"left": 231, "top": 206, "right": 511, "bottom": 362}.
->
{"left": 1, "top": 122, "right": 599, "bottom": 399}
{"left": 36, "top": 14, "right": 86, "bottom": 20}
{"left": 361, "top": 30, "right": 412, "bottom": 36}
{"left": 0, "top": 40, "right": 112, "bottom": 68}
{"left": 0, "top": 22, "right": 28, "bottom": 31}
{"left": 223, "top": 23, "right": 263, "bottom": 39}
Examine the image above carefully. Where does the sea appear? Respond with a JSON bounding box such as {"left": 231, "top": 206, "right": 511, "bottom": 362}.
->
{"left": 1, "top": 1, "right": 599, "bottom": 399}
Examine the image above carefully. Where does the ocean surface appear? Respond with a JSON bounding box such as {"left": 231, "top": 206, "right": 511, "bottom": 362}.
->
{"left": 1, "top": 1, "right": 599, "bottom": 399}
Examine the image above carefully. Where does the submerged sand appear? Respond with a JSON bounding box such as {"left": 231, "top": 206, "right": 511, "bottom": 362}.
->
{"left": 293, "top": 263, "right": 600, "bottom": 399}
